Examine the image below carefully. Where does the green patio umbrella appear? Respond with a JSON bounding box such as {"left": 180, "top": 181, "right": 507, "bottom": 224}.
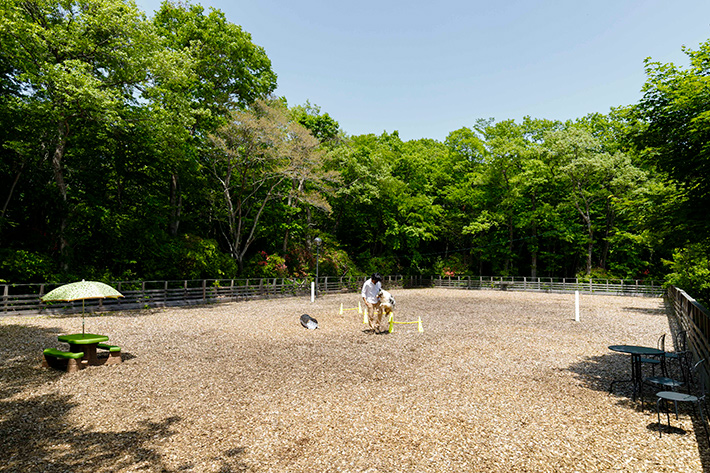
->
{"left": 41, "top": 280, "right": 123, "bottom": 335}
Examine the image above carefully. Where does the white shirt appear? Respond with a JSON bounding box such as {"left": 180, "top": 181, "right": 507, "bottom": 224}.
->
{"left": 361, "top": 278, "right": 381, "bottom": 304}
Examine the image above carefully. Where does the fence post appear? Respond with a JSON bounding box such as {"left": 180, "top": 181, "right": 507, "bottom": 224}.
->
{"left": 202, "top": 280, "right": 207, "bottom": 301}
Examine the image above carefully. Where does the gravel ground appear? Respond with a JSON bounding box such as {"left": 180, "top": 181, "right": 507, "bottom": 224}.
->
{"left": 1, "top": 288, "right": 708, "bottom": 473}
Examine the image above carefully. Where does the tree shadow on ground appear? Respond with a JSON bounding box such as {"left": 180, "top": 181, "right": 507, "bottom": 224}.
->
{"left": 0, "top": 323, "right": 249, "bottom": 472}
{"left": 622, "top": 306, "right": 668, "bottom": 316}
{"left": 568, "top": 345, "right": 710, "bottom": 472}
{"left": 569, "top": 352, "right": 641, "bottom": 408}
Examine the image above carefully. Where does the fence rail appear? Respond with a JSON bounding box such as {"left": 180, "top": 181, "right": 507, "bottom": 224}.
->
{"left": 667, "top": 286, "right": 710, "bottom": 367}
{"left": 2, "top": 275, "right": 662, "bottom": 316}
{"left": 431, "top": 276, "right": 664, "bottom": 297}
{"left": 666, "top": 286, "right": 710, "bottom": 400}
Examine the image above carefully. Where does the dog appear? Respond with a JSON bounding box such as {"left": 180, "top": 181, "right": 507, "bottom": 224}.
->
{"left": 377, "top": 289, "right": 396, "bottom": 317}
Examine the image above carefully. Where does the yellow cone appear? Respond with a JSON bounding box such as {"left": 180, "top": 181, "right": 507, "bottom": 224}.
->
{"left": 389, "top": 314, "right": 394, "bottom": 333}
{"left": 363, "top": 310, "right": 368, "bottom": 324}
{"left": 339, "top": 303, "right": 343, "bottom": 315}
{"left": 418, "top": 316, "right": 423, "bottom": 333}
{"left": 358, "top": 301, "right": 362, "bottom": 314}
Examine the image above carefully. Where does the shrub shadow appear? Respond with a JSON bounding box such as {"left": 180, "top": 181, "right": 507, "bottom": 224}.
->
{"left": 0, "top": 323, "right": 249, "bottom": 472}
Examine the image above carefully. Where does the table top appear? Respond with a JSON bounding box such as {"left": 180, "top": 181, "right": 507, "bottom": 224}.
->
{"left": 608, "top": 344, "right": 664, "bottom": 356}
{"left": 58, "top": 333, "right": 109, "bottom": 344}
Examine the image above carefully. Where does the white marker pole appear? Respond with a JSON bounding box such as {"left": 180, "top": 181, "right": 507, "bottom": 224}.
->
{"left": 575, "top": 290, "right": 580, "bottom": 322}
{"left": 311, "top": 282, "right": 315, "bottom": 303}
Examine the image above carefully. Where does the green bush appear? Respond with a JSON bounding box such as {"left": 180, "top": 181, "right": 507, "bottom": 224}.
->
{"left": 176, "top": 235, "right": 238, "bottom": 280}
{"left": 363, "top": 255, "right": 402, "bottom": 277}
{"left": 433, "top": 255, "right": 469, "bottom": 277}
{"left": 664, "top": 244, "right": 710, "bottom": 308}
{"left": 0, "top": 249, "right": 55, "bottom": 283}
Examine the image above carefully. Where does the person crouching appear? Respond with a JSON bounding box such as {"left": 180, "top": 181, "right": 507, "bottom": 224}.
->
{"left": 361, "top": 273, "right": 384, "bottom": 333}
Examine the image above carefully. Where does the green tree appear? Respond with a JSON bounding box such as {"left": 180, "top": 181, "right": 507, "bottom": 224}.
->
{"left": 632, "top": 38, "right": 710, "bottom": 294}
{"left": 545, "top": 127, "right": 646, "bottom": 275}
{"left": 634, "top": 39, "right": 710, "bottom": 234}
{"left": 0, "top": 0, "right": 157, "bottom": 272}
{"left": 151, "top": 0, "right": 278, "bottom": 238}
{"left": 290, "top": 101, "right": 342, "bottom": 145}
{"left": 152, "top": 0, "right": 277, "bottom": 129}
{"left": 205, "top": 99, "right": 328, "bottom": 273}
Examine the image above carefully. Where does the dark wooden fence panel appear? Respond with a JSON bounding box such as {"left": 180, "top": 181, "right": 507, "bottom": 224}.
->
{"left": 1, "top": 278, "right": 317, "bottom": 315}
{"left": 666, "top": 286, "right": 710, "bottom": 406}
{"left": 667, "top": 286, "right": 710, "bottom": 372}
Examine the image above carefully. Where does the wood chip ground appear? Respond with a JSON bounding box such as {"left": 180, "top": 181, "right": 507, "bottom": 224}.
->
{"left": 1, "top": 289, "right": 708, "bottom": 472}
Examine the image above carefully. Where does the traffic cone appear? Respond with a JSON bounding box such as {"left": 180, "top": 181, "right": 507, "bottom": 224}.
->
{"left": 417, "top": 316, "right": 423, "bottom": 333}
{"left": 339, "top": 303, "right": 344, "bottom": 315}
{"left": 388, "top": 314, "right": 394, "bottom": 333}
{"left": 363, "top": 310, "right": 368, "bottom": 324}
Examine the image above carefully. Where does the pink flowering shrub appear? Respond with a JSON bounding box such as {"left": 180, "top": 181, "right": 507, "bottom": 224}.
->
{"left": 254, "top": 251, "right": 289, "bottom": 278}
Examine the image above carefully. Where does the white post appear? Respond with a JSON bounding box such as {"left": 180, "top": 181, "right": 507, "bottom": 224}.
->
{"left": 311, "top": 282, "right": 315, "bottom": 303}
{"left": 575, "top": 290, "right": 580, "bottom": 322}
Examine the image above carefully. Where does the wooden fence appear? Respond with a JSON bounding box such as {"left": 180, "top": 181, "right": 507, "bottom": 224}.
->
{"left": 667, "top": 286, "right": 710, "bottom": 373}
{"left": 2, "top": 275, "right": 662, "bottom": 316}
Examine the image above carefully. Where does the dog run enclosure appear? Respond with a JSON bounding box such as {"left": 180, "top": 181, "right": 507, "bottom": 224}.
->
{"left": 1, "top": 275, "right": 706, "bottom": 358}
{"left": 3, "top": 275, "right": 705, "bottom": 355}
{"left": 1, "top": 275, "right": 663, "bottom": 316}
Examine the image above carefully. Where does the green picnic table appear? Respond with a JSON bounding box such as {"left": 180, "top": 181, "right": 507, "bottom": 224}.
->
{"left": 58, "top": 333, "right": 110, "bottom": 366}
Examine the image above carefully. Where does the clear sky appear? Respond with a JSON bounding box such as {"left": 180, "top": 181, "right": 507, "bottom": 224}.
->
{"left": 133, "top": 0, "right": 710, "bottom": 142}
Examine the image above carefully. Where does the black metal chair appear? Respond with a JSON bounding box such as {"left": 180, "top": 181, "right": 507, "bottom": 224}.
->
{"left": 641, "top": 332, "right": 691, "bottom": 409}
{"left": 665, "top": 330, "right": 689, "bottom": 384}
{"left": 639, "top": 333, "right": 666, "bottom": 377}
{"left": 656, "top": 359, "right": 709, "bottom": 441}
{"left": 642, "top": 360, "right": 683, "bottom": 411}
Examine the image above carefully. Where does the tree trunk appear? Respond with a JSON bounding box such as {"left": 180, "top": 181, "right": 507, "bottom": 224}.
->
{"left": 169, "top": 172, "right": 181, "bottom": 237}
{"left": 600, "top": 201, "right": 614, "bottom": 270}
{"left": 530, "top": 192, "right": 538, "bottom": 278}
{"left": 586, "top": 221, "right": 594, "bottom": 275}
{"left": 50, "top": 119, "right": 70, "bottom": 272}
{"left": 1, "top": 161, "right": 25, "bottom": 227}
{"left": 505, "top": 214, "right": 513, "bottom": 274}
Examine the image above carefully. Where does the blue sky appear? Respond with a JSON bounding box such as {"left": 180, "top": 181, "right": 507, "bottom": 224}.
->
{"left": 134, "top": 0, "right": 710, "bottom": 142}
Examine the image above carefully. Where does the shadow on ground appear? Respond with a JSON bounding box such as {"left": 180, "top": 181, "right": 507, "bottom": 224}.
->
{"left": 567, "top": 331, "right": 710, "bottom": 472}
{"left": 0, "top": 324, "right": 249, "bottom": 472}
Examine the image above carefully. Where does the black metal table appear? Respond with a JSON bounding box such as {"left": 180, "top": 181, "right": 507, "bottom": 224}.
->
{"left": 609, "top": 344, "right": 664, "bottom": 400}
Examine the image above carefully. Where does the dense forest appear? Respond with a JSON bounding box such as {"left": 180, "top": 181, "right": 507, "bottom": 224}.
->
{"left": 1, "top": 0, "right": 709, "bottom": 303}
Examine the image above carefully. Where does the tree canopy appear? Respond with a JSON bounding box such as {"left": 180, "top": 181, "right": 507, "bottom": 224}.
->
{"left": 1, "top": 0, "right": 709, "bottom": 304}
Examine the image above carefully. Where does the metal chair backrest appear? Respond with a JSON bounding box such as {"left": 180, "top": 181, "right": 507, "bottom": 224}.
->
{"left": 675, "top": 330, "right": 688, "bottom": 353}
{"left": 691, "top": 359, "right": 706, "bottom": 399}
{"left": 657, "top": 333, "right": 666, "bottom": 351}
